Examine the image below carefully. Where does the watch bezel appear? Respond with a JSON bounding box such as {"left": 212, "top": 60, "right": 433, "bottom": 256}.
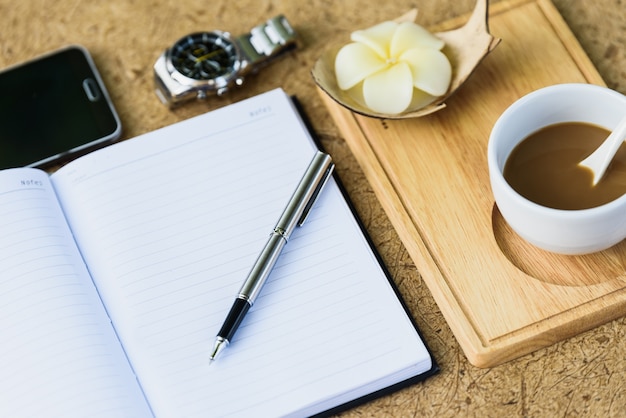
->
{"left": 165, "top": 30, "right": 245, "bottom": 94}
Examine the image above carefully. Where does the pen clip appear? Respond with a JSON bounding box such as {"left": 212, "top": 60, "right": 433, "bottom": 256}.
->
{"left": 297, "top": 158, "right": 334, "bottom": 226}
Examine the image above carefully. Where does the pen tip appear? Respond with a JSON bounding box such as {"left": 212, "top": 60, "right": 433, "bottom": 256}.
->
{"left": 209, "top": 337, "right": 228, "bottom": 365}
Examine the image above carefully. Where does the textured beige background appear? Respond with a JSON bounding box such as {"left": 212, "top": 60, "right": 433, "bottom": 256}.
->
{"left": 2, "top": 0, "right": 625, "bottom": 416}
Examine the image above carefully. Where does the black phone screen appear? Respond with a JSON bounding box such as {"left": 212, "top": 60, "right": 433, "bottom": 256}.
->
{"left": 0, "top": 46, "right": 121, "bottom": 169}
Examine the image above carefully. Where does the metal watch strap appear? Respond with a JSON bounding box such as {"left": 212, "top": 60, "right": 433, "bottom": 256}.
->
{"left": 236, "top": 15, "right": 297, "bottom": 69}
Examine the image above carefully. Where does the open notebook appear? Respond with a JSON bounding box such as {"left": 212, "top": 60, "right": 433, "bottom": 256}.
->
{"left": 0, "top": 88, "right": 435, "bottom": 417}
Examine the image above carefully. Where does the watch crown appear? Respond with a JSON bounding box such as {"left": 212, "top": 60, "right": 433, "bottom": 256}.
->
{"left": 197, "top": 90, "right": 207, "bottom": 100}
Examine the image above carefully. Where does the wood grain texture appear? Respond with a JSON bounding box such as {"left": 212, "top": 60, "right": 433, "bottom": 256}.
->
{"left": 319, "top": 0, "right": 626, "bottom": 368}
{"left": 2, "top": 0, "right": 625, "bottom": 416}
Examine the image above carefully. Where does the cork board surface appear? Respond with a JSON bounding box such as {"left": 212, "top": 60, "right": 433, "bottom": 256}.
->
{"left": 2, "top": 0, "right": 625, "bottom": 416}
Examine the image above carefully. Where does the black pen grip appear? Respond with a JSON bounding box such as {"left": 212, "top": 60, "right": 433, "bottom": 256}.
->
{"left": 217, "top": 298, "right": 251, "bottom": 342}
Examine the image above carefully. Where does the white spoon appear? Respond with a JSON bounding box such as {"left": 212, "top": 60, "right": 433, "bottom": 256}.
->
{"left": 578, "top": 114, "right": 626, "bottom": 186}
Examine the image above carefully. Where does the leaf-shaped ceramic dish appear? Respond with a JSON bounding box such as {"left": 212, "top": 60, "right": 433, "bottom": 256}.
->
{"left": 311, "top": 0, "right": 501, "bottom": 119}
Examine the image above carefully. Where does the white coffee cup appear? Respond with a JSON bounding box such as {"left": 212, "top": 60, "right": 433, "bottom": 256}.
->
{"left": 488, "top": 83, "right": 626, "bottom": 254}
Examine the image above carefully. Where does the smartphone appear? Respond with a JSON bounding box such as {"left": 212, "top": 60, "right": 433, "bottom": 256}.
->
{"left": 0, "top": 45, "right": 121, "bottom": 169}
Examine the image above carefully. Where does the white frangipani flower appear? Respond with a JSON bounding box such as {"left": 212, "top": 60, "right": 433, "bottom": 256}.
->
{"left": 335, "top": 21, "right": 452, "bottom": 114}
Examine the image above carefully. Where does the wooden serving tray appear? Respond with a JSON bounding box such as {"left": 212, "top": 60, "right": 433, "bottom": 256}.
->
{"left": 319, "top": 0, "right": 626, "bottom": 368}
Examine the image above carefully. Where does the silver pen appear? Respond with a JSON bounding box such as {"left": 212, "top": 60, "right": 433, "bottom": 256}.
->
{"left": 209, "top": 151, "right": 335, "bottom": 363}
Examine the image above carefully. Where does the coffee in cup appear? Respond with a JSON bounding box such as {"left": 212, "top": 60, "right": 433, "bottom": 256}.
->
{"left": 488, "top": 83, "right": 626, "bottom": 254}
{"left": 503, "top": 121, "right": 626, "bottom": 210}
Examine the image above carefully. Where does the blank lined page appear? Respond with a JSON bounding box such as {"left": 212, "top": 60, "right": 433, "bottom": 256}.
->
{"left": 0, "top": 168, "right": 152, "bottom": 417}
{"left": 51, "top": 89, "right": 431, "bottom": 417}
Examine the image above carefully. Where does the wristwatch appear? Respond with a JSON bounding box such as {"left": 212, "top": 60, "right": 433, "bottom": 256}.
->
{"left": 154, "top": 15, "right": 298, "bottom": 106}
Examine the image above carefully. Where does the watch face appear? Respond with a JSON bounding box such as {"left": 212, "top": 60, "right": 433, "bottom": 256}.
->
{"left": 169, "top": 32, "right": 240, "bottom": 81}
